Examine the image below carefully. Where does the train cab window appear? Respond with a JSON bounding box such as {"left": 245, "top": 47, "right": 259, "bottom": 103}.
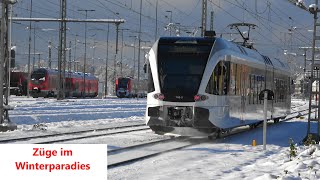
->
{"left": 147, "top": 63, "right": 155, "bottom": 93}
{"left": 206, "top": 61, "right": 230, "bottom": 95}
{"left": 157, "top": 44, "right": 211, "bottom": 102}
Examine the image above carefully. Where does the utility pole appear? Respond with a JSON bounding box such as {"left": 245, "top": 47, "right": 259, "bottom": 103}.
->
{"left": 307, "top": 1, "right": 320, "bottom": 142}
{"left": 165, "top": 10, "right": 172, "bottom": 36}
{"left": 73, "top": 34, "right": 78, "bottom": 71}
{"left": 57, "top": 0, "right": 67, "bottom": 100}
{"left": 299, "top": 47, "right": 310, "bottom": 100}
{"left": 7, "top": 4, "right": 13, "bottom": 99}
{"left": 138, "top": 0, "right": 142, "bottom": 92}
{"left": 78, "top": 9, "right": 95, "bottom": 98}
{"left": 201, "top": 0, "right": 207, "bottom": 37}
{"left": 33, "top": 21, "right": 36, "bottom": 69}
{"left": 120, "top": 28, "right": 129, "bottom": 76}
{"left": 113, "top": 23, "right": 120, "bottom": 95}
{"left": 37, "top": 53, "right": 40, "bottom": 67}
{"left": 155, "top": 0, "right": 158, "bottom": 41}
{"left": 289, "top": 0, "right": 320, "bottom": 142}
{"left": 68, "top": 41, "right": 72, "bottom": 72}
{"left": 129, "top": 35, "right": 137, "bottom": 78}
{"left": 0, "top": 0, "right": 17, "bottom": 132}
{"left": 105, "top": 24, "right": 109, "bottom": 98}
{"left": 48, "top": 40, "right": 52, "bottom": 68}
{"left": 210, "top": 11, "right": 214, "bottom": 31}
{"left": 27, "top": 0, "right": 33, "bottom": 98}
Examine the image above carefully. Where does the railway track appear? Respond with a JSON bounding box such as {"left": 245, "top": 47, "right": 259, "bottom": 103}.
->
{"left": 0, "top": 123, "right": 149, "bottom": 144}
{"left": 108, "top": 108, "right": 311, "bottom": 168}
{"left": 216, "top": 108, "right": 312, "bottom": 140}
{"left": 107, "top": 136, "right": 206, "bottom": 168}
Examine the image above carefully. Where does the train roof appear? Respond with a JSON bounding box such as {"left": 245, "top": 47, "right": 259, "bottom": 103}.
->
{"left": 158, "top": 37, "right": 215, "bottom": 45}
{"left": 32, "top": 68, "right": 98, "bottom": 80}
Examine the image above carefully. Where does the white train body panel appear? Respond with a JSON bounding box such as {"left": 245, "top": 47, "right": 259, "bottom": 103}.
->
{"left": 145, "top": 37, "right": 292, "bottom": 136}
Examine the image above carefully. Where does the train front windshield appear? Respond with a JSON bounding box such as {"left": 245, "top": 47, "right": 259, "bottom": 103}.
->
{"left": 118, "top": 78, "right": 129, "bottom": 89}
{"left": 158, "top": 38, "right": 214, "bottom": 102}
{"left": 31, "top": 69, "right": 46, "bottom": 84}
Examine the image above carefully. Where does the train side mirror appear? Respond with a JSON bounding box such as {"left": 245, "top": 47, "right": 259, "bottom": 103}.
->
{"left": 259, "top": 89, "right": 274, "bottom": 100}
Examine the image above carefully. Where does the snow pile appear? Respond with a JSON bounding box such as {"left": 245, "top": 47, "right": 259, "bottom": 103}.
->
{"left": 280, "top": 143, "right": 320, "bottom": 180}
{"left": 254, "top": 143, "right": 320, "bottom": 180}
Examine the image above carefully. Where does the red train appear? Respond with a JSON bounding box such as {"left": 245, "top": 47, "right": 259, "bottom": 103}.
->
{"left": 29, "top": 68, "right": 98, "bottom": 98}
{"left": 116, "top": 77, "right": 147, "bottom": 98}
{"left": 9, "top": 71, "right": 28, "bottom": 96}
{"left": 116, "top": 77, "right": 136, "bottom": 98}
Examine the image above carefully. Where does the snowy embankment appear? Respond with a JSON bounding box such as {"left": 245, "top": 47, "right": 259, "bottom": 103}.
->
{"left": 2, "top": 97, "right": 320, "bottom": 179}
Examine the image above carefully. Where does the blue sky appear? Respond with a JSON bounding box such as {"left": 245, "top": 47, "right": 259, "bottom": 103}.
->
{"left": 11, "top": 0, "right": 315, "bottom": 72}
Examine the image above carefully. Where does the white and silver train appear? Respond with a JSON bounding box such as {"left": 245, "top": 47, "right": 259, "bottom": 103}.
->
{"left": 145, "top": 36, "right": 293, "bottom": 137}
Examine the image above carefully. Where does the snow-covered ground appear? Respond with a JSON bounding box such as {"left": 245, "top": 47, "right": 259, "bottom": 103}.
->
{"left": 1, "top": 96, "right": 320, "bottom": 180}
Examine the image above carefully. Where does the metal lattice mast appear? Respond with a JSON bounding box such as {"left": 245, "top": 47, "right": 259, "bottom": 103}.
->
{"left": 0, "top": 2, "right": 7, "bottom": 124}
{"left": 57, "top": 0, "right": 67, "bottom": 100}
{"left": 210, "top": 11, "right": 214, "bottom": 31}
{"left": 0, "top": 0, "right": 17, "bottom": 131}
{"left": 201, "top": 0, "right": 207, "bottom": 37}
{"left": 26, "top": 0, "right": 32, "bottom": 98}
{"left": 306, "top": 0, "right": 320, "bottom": 142}
{"left": 286, "top": 0, "right": 320, "bottom": 142}
{"left": 105, "top": 24, "right": 109, "bottom": 98}
{"left": 48, "top": 40, "right": 52, "bottom": 68}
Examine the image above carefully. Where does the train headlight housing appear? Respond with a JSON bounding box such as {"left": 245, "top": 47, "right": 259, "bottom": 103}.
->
{"left": 153, "top": 93, "right": 165, "bottom": 100}
{"left": 194, "top": 94, "right": 208, "bottom": 101}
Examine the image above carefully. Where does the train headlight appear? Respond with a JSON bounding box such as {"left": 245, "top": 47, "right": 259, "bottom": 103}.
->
{"left": 153, "top": 93, "right": 165, "bottom": 100}
{"left": 194, "top": 94, "right": 208, "bottom": 101}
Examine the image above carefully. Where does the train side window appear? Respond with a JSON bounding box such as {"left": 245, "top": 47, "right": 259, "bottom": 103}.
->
{"left": 249, "top": 74, "right": 255, "bottom": 104}
{"left": 249, "top": 74, "right": 252, "bottom": 104}
{"left": 206, "top": 63, "right": 219, "bottom": 95}
{"left": 229, "top": 63, "right": 236, "bottom": 95}
{"left": 223, "top": 61, "right": 230, "bottom": 95}
{"left": 252, "top": 74, "right": 255, "bottom": 104}
{"left": 236, "top": 64, "right": 242, "bottom": 95}
{"left": 256, "top": 76, "right": 259, "bottom": 104}
{"left": 206, "top": 61, "right": 230, "bottom": 95}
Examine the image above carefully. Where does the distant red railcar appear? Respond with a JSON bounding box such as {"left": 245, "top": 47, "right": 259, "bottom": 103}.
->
{"left": 29, "top": 68, "right": 98, "bottom": 98}
{"left": 10, "top": 71, "right": 28, "bottom": 96}
{"left": 116, "top": 77, "right": 136, "bottom": 98}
